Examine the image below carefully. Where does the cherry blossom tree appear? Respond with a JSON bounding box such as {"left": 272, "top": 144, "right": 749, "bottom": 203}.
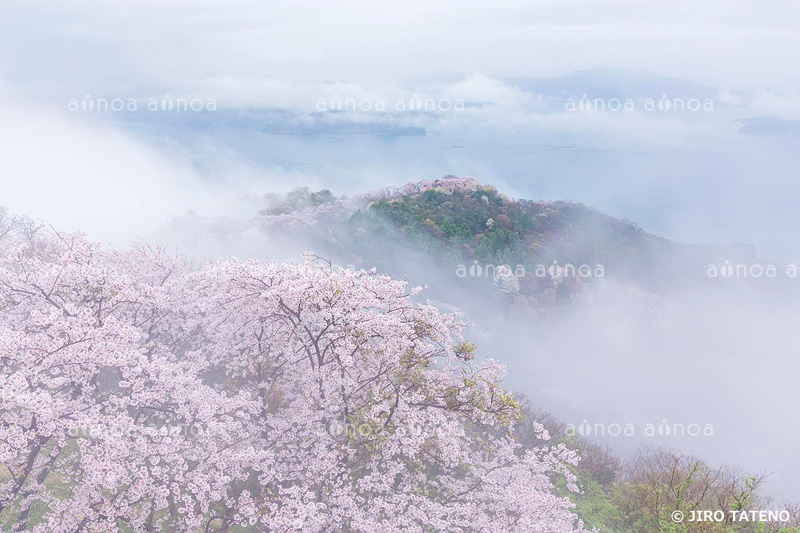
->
{"left": 259, "top": 176, "right": 487, "bottom": 229}
{"left": 366, "top": 176, "right": 483, "bottom": 200}
{"left": 0, "top": 226, "right": 585, "bottom": 532}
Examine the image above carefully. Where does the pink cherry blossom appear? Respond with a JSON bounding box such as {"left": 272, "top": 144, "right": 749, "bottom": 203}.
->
{"left": 0, "top": 226, "right": 584, "bottom": 532}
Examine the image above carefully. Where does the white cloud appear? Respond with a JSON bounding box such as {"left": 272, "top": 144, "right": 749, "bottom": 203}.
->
{"left": 746, "top": 90, "right": 800, "bottom": 120}
{"left": 0, "top": 92, "right": 308, "bottom": 245}
{"left": 1, "top": 0, "right": 798, "bottom": 97}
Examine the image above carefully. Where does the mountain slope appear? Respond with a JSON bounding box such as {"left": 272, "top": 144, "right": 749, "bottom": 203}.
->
{"left": 254, "top": 176, "right": 758, "bottom": 307}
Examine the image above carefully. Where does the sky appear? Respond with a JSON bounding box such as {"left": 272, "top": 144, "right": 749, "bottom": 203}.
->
{"left": 1, "top": 0, "right": 799, "bottom": 98}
